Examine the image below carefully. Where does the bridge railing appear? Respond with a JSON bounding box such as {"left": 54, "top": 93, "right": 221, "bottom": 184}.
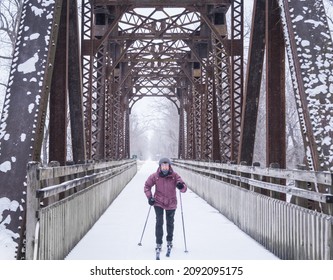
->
{"left": 26, "top": 159, "right": 137, "bottom": 260}
{"left": 173, "top": 159, "right": 333, "bottom": 260}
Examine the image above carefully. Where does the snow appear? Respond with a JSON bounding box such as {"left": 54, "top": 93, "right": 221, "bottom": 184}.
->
{"left": 0, "top": 197, "right": 20, "bottom": 259}
{"left": 20, "top": 133, "right": 26, "bottom": 142}
{"left": 17, "top": 53, "right": 39, "bottom": 74}
{"left": 278, "top": 0, "right": 333, "bottom": 171}
{"left": 31, "top": 6, "right": 44, "bottom": 17}
{"left": 0, "top": 1, "right": 57, "bottom": 256}
{"left": 65, "top": 161, "right": 278, "bottom": 260}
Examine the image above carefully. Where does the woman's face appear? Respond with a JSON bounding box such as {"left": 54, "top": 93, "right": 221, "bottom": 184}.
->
{"left": 160, "top": 163, "right": 170, "bottom": 171}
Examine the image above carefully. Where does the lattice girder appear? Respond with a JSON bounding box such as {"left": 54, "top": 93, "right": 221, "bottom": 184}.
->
{"left": 279, "top": 0, "right": 333, "bottom": 171}
{"left": 83, "top": 2, "right": 240, "bottom": 162}
{"left": 3, "top": 0, "right": 333, "bottom": 260}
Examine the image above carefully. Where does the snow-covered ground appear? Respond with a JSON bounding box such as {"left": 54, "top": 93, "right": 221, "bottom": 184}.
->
{"left": 65, "top": 161, "right": 279, "bottom": 260}
{"left": 3, "top": 161, "right": 332, "bottom": 280}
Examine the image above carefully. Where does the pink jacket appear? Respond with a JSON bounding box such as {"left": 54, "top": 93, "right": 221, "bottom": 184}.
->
{"left": 144, "top": 166, "right": 187, "bottom": 210}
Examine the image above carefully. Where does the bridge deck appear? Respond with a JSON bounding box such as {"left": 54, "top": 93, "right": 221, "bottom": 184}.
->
{"left": 65, "top": 161, "right": 278, "bottom": 260}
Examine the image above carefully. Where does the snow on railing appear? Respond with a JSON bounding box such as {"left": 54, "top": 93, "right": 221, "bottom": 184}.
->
{"left": 26, "top": 159, "right": 137, "bottom": 260}
{"left": 173, "top": 159, "right": 333, "bottom": 260}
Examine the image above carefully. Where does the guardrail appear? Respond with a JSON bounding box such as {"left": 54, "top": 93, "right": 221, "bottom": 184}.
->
{"left": 172, "top": 159, "right": 333, "bottom": 260}
{"left": 26, "top": 159, "right": 137, "bottom": 260}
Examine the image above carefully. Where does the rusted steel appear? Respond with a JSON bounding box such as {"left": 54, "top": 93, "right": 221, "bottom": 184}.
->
{"left": 68, "top": 0, "right": 86, "bottom": 164}
{"left": 238, "top": 0, "right": 266, "bottom": 165}
{"left": 81, "top": 0, "right": 94, "bottom": 159}
{"left": 178, "top": 88, "right": 186, "bottom": 158}
{"left": 230, "top": 0, "right": 243, "bottom": 162}
{"left": 92, "top": 45, "right": 108, "bottom": 160}
{"left": 2, "top": 0, "right": 333, "bottom": 260}
{"left": 80, "top": 1, "right": 242, "bottom": 162}
{"left": 0, "top": 0, "right": 64, "bottom": 259}
{"left": 265, "top": 0, "right": 286, "bottom": 202}
{"left": 201, "top": 3, "right": 244, "bottom": 163}
{"left": 266, "top": 0, "right": 286, "bottom": 169}
{"left": 193, "top": 71, "right": 202, "bottom": 159}
{"left": 94, "top": 0, "right": 230, "bottom": 6}
{"left": 49, "top": 0, "right": 68, "bottom": 165}
{"left": 211, "top": 30, "right": 231, "bottom": 162}
{"left": 186, "top": 84, "right": 195, "bottom": 159}
{"left": 212, "top": 88, "right": 221, "bottom": 161}
{"left": 279, "top": 0, "right": 333, "bottom": 172}
{"left": 202, "top": 64, "right": 214, "bottom": 159}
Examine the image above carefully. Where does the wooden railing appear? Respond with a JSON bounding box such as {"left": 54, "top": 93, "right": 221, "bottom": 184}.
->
{"left": 173, "top": 159, "right": 333, "bottom": 260}
{"left": 26, "top": 159, "right": 137, "bottom": 260}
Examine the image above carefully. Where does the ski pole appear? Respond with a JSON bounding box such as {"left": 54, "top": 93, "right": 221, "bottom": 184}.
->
{"left": 138, "top": 205, "right": 152, "bottom": 246}
{"left": 179, "top": 191, "right": 188, "bottom": 253}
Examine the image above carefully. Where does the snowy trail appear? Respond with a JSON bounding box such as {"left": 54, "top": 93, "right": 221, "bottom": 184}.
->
{"left": 65, "top": 161, "right": 279, "bottom": 260}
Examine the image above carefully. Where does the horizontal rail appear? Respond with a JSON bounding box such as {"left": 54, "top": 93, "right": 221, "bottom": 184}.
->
{"left": 174, "top": 159, "right": 332, "bottom": 185}
{"left": 173, "top": 160, "right": 333, "bottom": 204}
{"left": 38, "top": 160, "right": 131, "bottom": 181}
{"left": 246, "top": 178, "right": 333, "bottom": 203}
{"left": 26, "top": 159, "right": 137, "bottom": 260}
{"left": 36, "top": 165, "right": 128, "bottom": 199}
{"left": 173, "top": 161, "right": 333, "bottom": 260}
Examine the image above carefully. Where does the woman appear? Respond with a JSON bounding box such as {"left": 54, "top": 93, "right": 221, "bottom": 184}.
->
{"left": 144, "top": 157, "right": 187, "bottom": 259}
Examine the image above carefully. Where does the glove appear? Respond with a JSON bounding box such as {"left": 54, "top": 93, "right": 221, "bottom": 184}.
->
{"left": 176, "top": 182, "right": 184, "bottom": 190}
{"left": 148, "top": 197, "right": 155, "bottom": 206}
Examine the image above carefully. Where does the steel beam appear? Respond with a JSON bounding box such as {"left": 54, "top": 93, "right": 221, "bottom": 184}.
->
{"left": 0, "top": 0, "right": 64, "bottom": 259}
{"left": 49, "top": 0, "right": 69, "bottom": 165}
{"left": 94, "top": 0, "right": 230, "bottom": 6}
{"left": 68, "top": 0, "right": 86, "bottom": 163}
{"left": 279, "top": 0, "right": 333, "bottom": 172}
{"left": 265, "top": 0, "right": 286, "bottom": 169}
{"left": 238, "top": 0, "right": 266, "bottom": 165}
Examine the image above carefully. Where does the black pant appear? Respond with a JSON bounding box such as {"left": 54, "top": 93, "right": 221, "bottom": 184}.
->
{"left": 154, "top": 206, "right": 176, "bottom": 245}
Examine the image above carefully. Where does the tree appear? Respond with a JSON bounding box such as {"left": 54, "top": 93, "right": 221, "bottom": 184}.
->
{"left": 130, "top": 110, "right": 152, "bottom": 159}
{"left": 0, "top": 0, "right": 23, "bottom": 108}
{"left": 148, "top": 98, "right": 179, "bottom": 158}
{"left": 130, "top": 97, "right": 179, "bottom": 160}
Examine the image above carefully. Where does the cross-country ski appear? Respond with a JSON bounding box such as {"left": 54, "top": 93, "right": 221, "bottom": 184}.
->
{"left": 65, "top": 161, "right": 279, "bottom": 260}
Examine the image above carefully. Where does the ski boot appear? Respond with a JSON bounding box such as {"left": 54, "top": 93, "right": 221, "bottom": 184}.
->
{"left": 155, "top": 244, "right": 162, "bottom": 260}
{"left": 166, "top": 241, "right": 173, "bottom": 257}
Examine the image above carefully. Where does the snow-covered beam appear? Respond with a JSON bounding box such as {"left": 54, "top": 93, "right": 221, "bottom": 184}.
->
{"left": 279, "top": 0, "right": 333, "bottom": 172}
{"left": 0, "top": 0, "right": 63, "bottom": 259}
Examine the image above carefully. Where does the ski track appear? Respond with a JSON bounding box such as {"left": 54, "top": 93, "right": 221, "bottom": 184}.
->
{"left": 65, "top": 161, "right": 279, "bottom": 260}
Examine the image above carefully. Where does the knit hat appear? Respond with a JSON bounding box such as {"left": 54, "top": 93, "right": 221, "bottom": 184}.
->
{"left": 159, "top": 157, "right": 171, "bottom": 165}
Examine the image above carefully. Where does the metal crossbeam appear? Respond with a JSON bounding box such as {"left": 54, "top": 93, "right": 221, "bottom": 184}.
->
{"left": 1, "top": 0, "right": 333, "bottom": 260}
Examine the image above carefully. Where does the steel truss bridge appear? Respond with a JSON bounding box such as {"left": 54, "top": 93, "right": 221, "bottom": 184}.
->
{"left": 0, "top": 0, "right": 332, "bottom": 259}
